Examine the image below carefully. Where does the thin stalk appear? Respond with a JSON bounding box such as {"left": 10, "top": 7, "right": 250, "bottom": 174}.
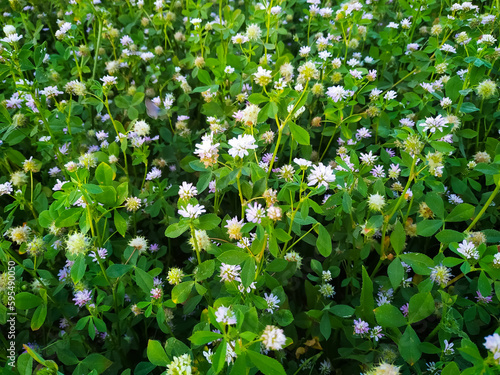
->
{"left": 372, "top": 157, "right": 417, "bottom": 278}
{"left": 465, "top": 179, "right": 500, "bottom": 232}
{"left": 92, "top": 17, "right": 103, "bottom": 82}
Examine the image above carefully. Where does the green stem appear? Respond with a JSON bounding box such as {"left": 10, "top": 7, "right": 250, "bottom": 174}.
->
{"left": 92, "top": 17, "right": 103, "bottom": 82}
{"left": 236, "top": 169, "right": 245, "bottom": 219}
{"left": 465, "top": 179, "right": 500, "bottom": 232}
{"left": 373, "top": 156, "right": 417, "bottom": 277}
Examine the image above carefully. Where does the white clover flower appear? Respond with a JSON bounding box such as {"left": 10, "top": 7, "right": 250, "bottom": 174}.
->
{"left": 66, "top": 232, "right": 91, "bottom": 257}
{"left": 167, "top": 267, "right": 184, "bottom": 285}
{"left": 101, "top": 75, "right": 118, "bottom": 87}
{"left": 307, "top": 163, "right": 335, "bottom": 188}
{"left": 430, "top": 264, "right": 452, "bottom": 287}
{"left": 246, "top": 24, "right": 261, "bottom": 40}
{"left": 129, "top": 236, "right": 148, "bottom": 253}
{"left": 264, "top": 293, "right": 280, "bottom": 313}
{"left": 3, "top": 25, "right": 16, "bottom": 35}
{"left": 133, "top": 120, "right": 150, "bottom": 136}
{"left": 246, "top": 202, "right": 265, "bottom": 223}
{"left": 254, "top": 66, "right": 273, "bottom": 86}
{"left": 261, "top": 325, "right": 287, "bottom": 351}
{"left": 484, "top": 333, "right": 500, "bottom": 363}
{"left": 219, "top": 263, "right": 241, "bottom": 282}
{"left": 326, "top": 85, "right": 348, "bottom": 102}
{"left": 215, "top": 306, "right": 237, "bottom": 325}
{"left": 178, "top": 181, "right": 198, "bottom": 200}
{"left": 166, "top": 354, "right": 192, "bottom": 375}
{"left": 7, "top": 225, "right": 31, "bottom": 244}
{"left": 319, "top": 283, "right": 335, "bottom": 298}
{"left": 421, "top": 115, "right": 448, "bottom": 133}
{"left": 456, "top": 239, "right": 479, "bottom": 259}
{"left": 178, "top": 204, "right": 206, "bottom": 219}
{"left": 368, "top": 193, "right": 386, "bottom": 211}
{"left": 228, "top": 134, "right": 258, "bottom": 158}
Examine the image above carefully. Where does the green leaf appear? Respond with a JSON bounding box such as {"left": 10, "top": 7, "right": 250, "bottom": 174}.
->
{"left": 408, "top": 292, "right": 434, "bottom": 323}
{"left": 196, "top": 259, "right": 215, "bottom": 281}
{"left": 436, "top": 230, "right": 466, "bottom": 243}
{"left": 131, "top": 92, "right": 145, "bottom": 106}
{"left": 71, "top": 255, "right": 86, "bottom": 284}
{"left": 95, "top": 163, "right": 115, "bottom": 185}
{"left": 189, "top": 331, "right": 223, "bottom": 346}
{"left": 390, "top": 221, "right": 405, "bottom": 255}
{"left": 213, "top": 340, "right": 227, "bottom": 374}
{"left": 446, "top": 76, "right": 462, "bottom": 102}
{"left": 360, "top": 266, "right": 374, "bottom": 323}
{"left": 23, "top": 343, "right": 47, "bottom": 365}
{"left": 398, "top": 326, "right": 421, "bottom": 365}
{"left": 288, "top": 122, "right": 310, "bottom": 145}
{"left": 116, "top": 182, "right": 128, "bottom": 205}
{"left": 83, "top": 183, "right": 103, "bottom": 194}
{"left": 171, "top": 281, "right": 194, "bottom": 304}
{"left": 17, "top": 353, "right": 33, "bottom": 375}
{"left": 106, "top": 264, "right": 133, "bottom": 278}
{"left": 330, "top": 304, "right": 355, "bottom": 318}
{"left": 81, "top": 353, "right": 113, "bottom": 374}
{"left": 458, "top": 338, "right": 482, "bottom": 365}
{"left": 248, "top": 93, "right": 269, "bottom": 105}
{"left": 388, "top": 258, "right": 405, "bottom": 289}
{"left": 135, "top": 267, "right": 154, "bottom": 294}
{"left": 446, "top": 203, "right": 474, "bottom": 222}
{"left": 275, "top": 309, "right": 294, "bottom": 326}
{"left": 375, "top": 303, "right": 406, "bottom": 327}
{"left": 425, "top": 192, "right": 444, "bottom": 219}
{"left": 266, "top": 259, "right": 288, "bottom": 272}
{"left": 217, "top": 250, "right": 250, "bottom": 265}
{"left": 430, "top": 141, "right": 455, "bottom": 154}
{"left": 31, "top": 304, "right": 47, "bottom": 330}
{"left": 241, "top": 258, "right": 256, "bottom": 287}
{"left": 399, "top": 253, "right": 434, "bottom": 275}
{"left": 420, "top": 342, "right": 441, "bottom": 354}
{"left": 274, "top": 228, "right": 292, "bottom": 242}
{"left": 320, "top": 312, "right": 331, "bottom": 340}
{"left": 316, "top": 224, "right": 332, "bottom": 257}
{"left": 247, "top": 350, "right": 287, "bottom": 375}
{"left": 114, "top": 210, "right": 128, "bottom": 237}
{"left": 197, "top": 214, "right": 221, "bottom": 230}
{"left": 165, "top": 222, "right": 189, "bottom": 238}
{"left": 54, "top": 208, "right": 83, "bottom": 228}
{"left": 442, "top": 362, "right": 460, "bottom": 375}
{"left": 342, "top": 191, "right": 352, "bottom": 213}
{"left": 416, "top": 220, "right": 442, "bottom": 237}
{"left": 478, "top": 271, "right": 492, "bottom": 297}
{"left": 229, "top": 355, "right": 247, "bottom": 375}
{"left": 459, "top": 102, "right": 479, "bottom": 113}
{"left": 197, "top": 69, "right": 211, "bottom": 85}
{"left": 38, "top": 210, "right": 54, "bottom": 228}
{"left": 114, "top": 95, "right": 131, "bottom": 108}
{"left": 147, "top": 340, "right": 170, "bottom": 366}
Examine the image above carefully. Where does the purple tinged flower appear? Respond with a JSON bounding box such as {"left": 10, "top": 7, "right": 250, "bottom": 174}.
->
{"left": 73, "top": 289, "right": 92, "bottom": 307}
{"left": 370, "top": 165, "right": 385, "bottom": 178}
{"left": 400, "top": 303, "right": 409, "bottom": 317}
{"left": 353, "top": 319, "right": 370, "bottom": 335}
{"left": 370, "top": 326, "right": 384, "bottom": 341}
{"left": 476, "top": 291, "right": 492, "bottom": 304}
{"left": 150, "top": 287, "right": 162, "bottom": 299}
{"left": 89, "top": 248, "right": 108, "bottom": 262}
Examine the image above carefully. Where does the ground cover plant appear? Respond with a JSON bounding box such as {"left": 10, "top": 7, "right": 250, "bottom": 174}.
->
{"left": 1, "top": 0, "right": 500, "bottom": 373}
